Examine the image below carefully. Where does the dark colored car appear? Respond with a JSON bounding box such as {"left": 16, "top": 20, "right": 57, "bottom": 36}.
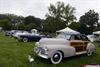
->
{"left": 17, "top": 34, "right": 42, "bottom": 42}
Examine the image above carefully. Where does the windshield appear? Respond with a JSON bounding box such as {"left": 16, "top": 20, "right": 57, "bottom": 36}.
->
{"left": 56, "top": 33, "right": 71, "bottom": 40}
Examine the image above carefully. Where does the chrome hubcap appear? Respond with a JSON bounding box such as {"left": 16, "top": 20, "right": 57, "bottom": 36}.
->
{"left": 53, "top": 53, "right": 60, "bottom": 62}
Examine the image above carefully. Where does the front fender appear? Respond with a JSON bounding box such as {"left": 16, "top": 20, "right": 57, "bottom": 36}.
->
{"left": 46, "top": 45, "right": 75, "bottom": 58}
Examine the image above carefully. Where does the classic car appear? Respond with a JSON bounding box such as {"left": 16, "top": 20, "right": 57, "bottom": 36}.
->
{"left": 4, "top": 30, "right": 18, "bottom": 36}
{"left": 34, "top": 34, "right": 96, "bottom": 64}
{"left": 17, "top": 33, "right": 41, "bottom": 42}
{"left": 12, "top": 31, "right": 30, "bottom": 38}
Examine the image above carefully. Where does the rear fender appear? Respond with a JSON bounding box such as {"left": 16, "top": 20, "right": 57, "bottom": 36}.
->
{"left": 86, "top": 42, "right": 95, "bottom": 52}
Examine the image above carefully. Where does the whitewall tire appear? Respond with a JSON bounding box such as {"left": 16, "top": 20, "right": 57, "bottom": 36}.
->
{"left": 87, "top": 49, "right": 92, "bottom": 56}
{"left": 50, "top": 51, "right": 63, "bottom": 64}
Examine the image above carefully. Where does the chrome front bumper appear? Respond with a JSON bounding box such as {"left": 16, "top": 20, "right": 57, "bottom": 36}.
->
{"left": 34, "top": 47, "right": 48, "bottom": 59}
{"left": 38, "top": 52, "right": 48, "bottom": 59}
{"left": 17, "top": 36, "right": 22, "bottom": 40}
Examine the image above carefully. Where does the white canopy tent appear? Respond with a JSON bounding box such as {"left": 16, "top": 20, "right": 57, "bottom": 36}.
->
{"left": 93, "top": 31, "right": 100, "bottom": 34}
{"left": 31, "top": 29, "right": 37, "bottom": 34}
{"left": 56, "top": 27, "right": 80, "bottom": 34}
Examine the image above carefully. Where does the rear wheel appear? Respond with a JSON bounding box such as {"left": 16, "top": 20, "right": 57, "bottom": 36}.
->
{"left": 50, "top": 51, "right": 63, "bottom": 64}
{"left": 23, "top": 38, "right": 28, "bottom": 42}
{"left": 87, "top": 49, "right": 92, "bottom": 56}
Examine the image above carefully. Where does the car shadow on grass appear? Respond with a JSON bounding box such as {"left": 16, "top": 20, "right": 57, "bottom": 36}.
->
{"left": 26, "top": 53, "right": 98, "bottom": 67}
{"left": 32, "top": 53, "right": 97, "bottom": 64}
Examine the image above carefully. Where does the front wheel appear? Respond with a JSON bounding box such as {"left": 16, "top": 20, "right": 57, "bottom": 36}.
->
{"left": 50, "top": 51, "right": 63, "bottom": 64}
{"left": 23, "top": 38, "right": 28, "bottom": 42}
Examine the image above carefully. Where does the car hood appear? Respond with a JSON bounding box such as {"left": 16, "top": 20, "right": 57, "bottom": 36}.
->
{"left": 38, "top": 38, "right": 68, "bottom": 45}
{"left": 35, "top": 38, "right": 69, "bottom": 49}
{"left": 13, "top": 33, "right": 29, "bottom": 36}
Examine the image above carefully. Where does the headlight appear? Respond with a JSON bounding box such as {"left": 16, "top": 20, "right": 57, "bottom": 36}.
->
{"left": 43, "top": 47, "right": 48, "bottom": 51}
{"left": 34, "top": 47, "right": 40, "bottom": 53}
{"left": 35, "top": 42, "right": 39, "bottom": 46}
{"left": 43, "top": 46, "right": 49, "bottom": 54}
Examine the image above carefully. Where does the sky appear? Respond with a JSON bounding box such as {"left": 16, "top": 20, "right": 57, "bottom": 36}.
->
{"left": 0, "top": 0, "right": 100, "bottom": 21}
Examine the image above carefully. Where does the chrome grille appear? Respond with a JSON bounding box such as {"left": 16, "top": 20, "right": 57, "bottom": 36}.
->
{"left": 34, "top": 47, "right": 45, "bottom": 54}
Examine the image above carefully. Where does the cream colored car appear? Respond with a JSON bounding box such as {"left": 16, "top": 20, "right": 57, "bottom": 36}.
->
{"left": 34, "top": 34, "right": 95, "bottom": 64}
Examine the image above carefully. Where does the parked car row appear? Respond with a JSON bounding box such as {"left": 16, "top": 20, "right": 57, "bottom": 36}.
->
{"left": 4, "top": 30, "right": 51, "bottom": 42}
{"left": 4, "top": 29, "right": 96, "bottom": 64}
{"left": 17, "top": 33, "right": 41, "bottom": 42}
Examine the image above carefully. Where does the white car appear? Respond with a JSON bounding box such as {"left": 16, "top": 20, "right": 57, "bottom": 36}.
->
{"left": 34, "top": 34, "right": 96, "bottom": 64}
{"left": 13, "top": 31, "right": 29, "bottom": 38}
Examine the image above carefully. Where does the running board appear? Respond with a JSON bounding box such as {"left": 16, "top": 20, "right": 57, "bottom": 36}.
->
{"left": 76, "top": 51, "right": 87, "bottom": 55}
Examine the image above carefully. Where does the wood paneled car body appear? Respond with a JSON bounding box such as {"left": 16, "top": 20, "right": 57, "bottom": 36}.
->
{"left": 34, "top": 34, "right": 95, "bottom": 64}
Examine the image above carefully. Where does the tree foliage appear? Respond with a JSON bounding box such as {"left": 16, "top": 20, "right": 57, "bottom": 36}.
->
{"left": 23, "top": 16, "right": 44, "bottom": 31}
{"left": 25, "top": 23, "right": 37, "bottom": 31}
{"left": 47, "top": 1, "right": 76, "bottom": 24}
{"left": 17, "top": 22, "right": 25, "bottom": 30}
{"left": 43, "top": 1, "right": 76, "bottom": 33}
{"left": 79, "top": 10, "right": 99, "bottom": 34}
{"left": 24, "top": 16, "right": 43, "bottom": 25}
{"left": 0, "top": 19, "right": 12, "bottom": 30}
{"left": 0, "top": 14, "right": 24, "bottom": 30}
{"left": 0, "top": 14, "right": 43, "bottom": 31}
{"left": 43, "top": 17, "right": 66, "bottom": 33}
{"left": 69, "top": 22, "right": 80, "bottom": 31}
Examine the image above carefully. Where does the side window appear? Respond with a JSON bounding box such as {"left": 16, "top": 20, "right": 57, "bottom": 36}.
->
{"left": 74, "top": 35, "right": 81, "bottom": 40}
{"left": 70, "top": 35, "right": 81, "bottom": 40}
{"left": 70, "top": 35, "right": 75, "bottom": 40}
{"left": 57, "top": 34, "right": 66, "bottom": 39}
{"left": 81, "top": 35, "right": 89, "bottom": 41}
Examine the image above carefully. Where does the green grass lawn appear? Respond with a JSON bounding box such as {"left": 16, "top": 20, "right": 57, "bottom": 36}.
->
{"left": 0, "top": 32, "right": 100, "bottom": 67}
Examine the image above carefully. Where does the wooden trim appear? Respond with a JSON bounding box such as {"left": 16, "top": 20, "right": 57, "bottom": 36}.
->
{"left": 70, "top": 40, "right": 88, "bottom": 52}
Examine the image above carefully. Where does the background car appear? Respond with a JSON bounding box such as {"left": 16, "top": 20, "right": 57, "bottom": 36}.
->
{"left": 12, "top": 31, "right": 29, "bottom": 38}
{"left": 4, "top": 30, "right": 18, "bottom": 36}
{"left": 16, "top": 31, "right": 51, "bottom": 42}
{"left": 17, "top": 34, "right": 42, "bottom": 42}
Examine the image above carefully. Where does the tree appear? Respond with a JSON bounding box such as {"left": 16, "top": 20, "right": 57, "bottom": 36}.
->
{"left": 78, "top": 24, "right": 90, "bottom": 35}
{"left": 47, "top": 1, "right": 76, "bottom": 25}
{"left": 43, "top": 16, "right": 66, "bottom": 33}
{"left": 95, "top": 22, "right": 100, "bottom": 31}
{"left": 24, "top": 16, "right": 43, "bottom": 25}
{"left": 43, "top": 1, "right": 76, "bottom": 33}
{"left": 0, "top": 14, "right": 24, "bottom": 30}
{"left": 69, "top": 22, "right": 80, "bottom": 31}
{"left": 24, "top": 16, "right": 44, "bottom": 30}
{"left": 0, "top": 14, "right": 9, "bottom": 20}
{"left": 17, "top": 22, "right": 25, "bottom": 30}
{"left": 0, "top": 19, "right": 12, "bottom": 30}
{"left": 24, "top": 16, "right": 35, "bottom": 25}
{"left": 25, "top": 23, "right": 37, "bottom": 31}
{"left": 79, "top": 10, "right": 99, "bottom": 34}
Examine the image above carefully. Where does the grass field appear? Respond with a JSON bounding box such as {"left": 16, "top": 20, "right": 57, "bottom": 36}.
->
{"left": 0, "top": 32, "right": 100, "bottom": 67}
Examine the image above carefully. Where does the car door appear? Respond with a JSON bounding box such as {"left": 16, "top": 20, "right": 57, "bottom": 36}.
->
{"left": 70, "top": 35, "right": 85, "bottom": 52}
{"left": 80, "top": 35, "right": 89, "bottom": 51}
